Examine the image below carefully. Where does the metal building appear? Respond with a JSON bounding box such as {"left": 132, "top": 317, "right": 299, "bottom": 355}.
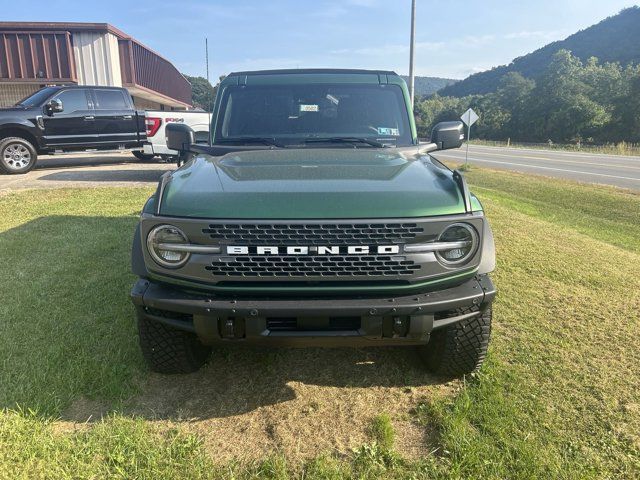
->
{"left": 0, "top": 22, "right": 191, "bottom": 109}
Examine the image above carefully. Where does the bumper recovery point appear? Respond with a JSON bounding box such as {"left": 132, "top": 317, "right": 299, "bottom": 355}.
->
{"left": 131, "top": 276, "right": 496, "bottom": 347}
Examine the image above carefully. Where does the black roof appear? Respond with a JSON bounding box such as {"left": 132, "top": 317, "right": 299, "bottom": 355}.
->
{"left": 227, "top": 68, "right": 399, "bottom": 77}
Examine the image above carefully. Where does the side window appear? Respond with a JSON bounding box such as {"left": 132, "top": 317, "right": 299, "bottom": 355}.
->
{"left": 53, "top": 89, "right": 89, "bottom": 114}
{"left": 94, "top": 90, "right": 129, "bottom": 110}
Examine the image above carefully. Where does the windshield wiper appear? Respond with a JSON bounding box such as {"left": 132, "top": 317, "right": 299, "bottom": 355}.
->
{"left": 304, "top": 137, "right": 388, "bottom": 148}
{"left": 216, "top": 137, "right": 284, "bottom": 148}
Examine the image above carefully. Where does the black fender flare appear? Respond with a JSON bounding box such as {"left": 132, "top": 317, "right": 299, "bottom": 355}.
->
{"left": 131, "top": 223, "right": 149, "bottom": 277}
{"left": 478, "top": 220, "right": 496, "bottom": 274}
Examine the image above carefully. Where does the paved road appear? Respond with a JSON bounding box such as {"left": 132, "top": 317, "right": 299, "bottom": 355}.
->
{"left": 433, "top": 144, "right": 640, "bottom": 190}
{"left": 0, "top": 152, "right": 174, "bottom": 191}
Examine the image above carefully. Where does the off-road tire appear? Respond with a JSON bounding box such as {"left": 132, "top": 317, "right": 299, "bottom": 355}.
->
{"left": 0, "top": 137, "right": 38, "bottom": 174}
{"left": 132, "top": 150, "right": 155, "bottom": 162}
{"left": 419, "top": 306, "right": 492, "bottom": 377}
{"left": 138, "top": 314, "right": 211, "bottom": 374}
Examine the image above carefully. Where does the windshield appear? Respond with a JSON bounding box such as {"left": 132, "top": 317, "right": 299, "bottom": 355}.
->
{"left": 14, "top": 87, "right": 58, "bottom": 108}
{"left": 214, "top": 83, "right": 413, "bottom": 146}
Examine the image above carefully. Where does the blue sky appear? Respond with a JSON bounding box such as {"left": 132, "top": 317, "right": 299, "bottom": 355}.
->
{"left": 2, "top": 0, "right": 637, "bottom": 81}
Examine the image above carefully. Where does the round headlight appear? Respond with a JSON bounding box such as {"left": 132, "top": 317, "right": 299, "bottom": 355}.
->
{"left": 436, "top": 223, "right": 479, "bottom": 265}
{"left": 147, "top": 224, "right": 190, "bottom": 268}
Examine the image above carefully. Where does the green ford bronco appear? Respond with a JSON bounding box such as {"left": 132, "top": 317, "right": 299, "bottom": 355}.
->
{"left": 130, "top": 69, "right": 496, "bottom": 376}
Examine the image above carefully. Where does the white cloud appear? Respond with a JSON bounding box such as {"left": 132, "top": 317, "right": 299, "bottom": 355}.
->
{"left": 331, "top": 41, "right": 443, "bottom": 56}
{"left": 331, "top": 44, "right": 407, "bottom": 55}
{"left": 416, "top": 41, "right": 447, "bottom": 51}
{"left": 503, "top": 30, "right": 568, "bottom": 40}
{"left": 225, "top": 56, "right": 307, "bottom": 72}
{"left": 312, "top": 5, "right": 349, "bottom": 17}
{"left": 458, "top": 34, "right": 497, "bottom": 47}
{"left": 345, "top": 0, "right": 379, "bottom": 7}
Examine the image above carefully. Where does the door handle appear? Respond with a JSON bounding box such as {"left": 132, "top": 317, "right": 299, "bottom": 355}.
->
{"left": 122, "top": 115, "right": 133, "bottom": 120}
{"left": 84, "top": 115, "right": 95, "bottom": 121}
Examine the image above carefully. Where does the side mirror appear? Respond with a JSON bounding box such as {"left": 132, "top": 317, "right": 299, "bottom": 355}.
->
{"left": 46, "top": 99, "right": 64, "bottom": 115}
{"left": 431, "top": 121, "right": 464, "bottom": 150}
{"left": 166, "top": 123, "right": 195, "bottom": 152}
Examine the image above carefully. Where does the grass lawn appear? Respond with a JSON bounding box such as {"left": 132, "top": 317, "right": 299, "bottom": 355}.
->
{"left": 0, "top": 170, "right": 639, "bottom": 479}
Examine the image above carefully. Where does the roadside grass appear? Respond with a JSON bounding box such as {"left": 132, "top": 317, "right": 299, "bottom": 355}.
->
{"left": 0, "top": 173, "right": 639, "bottom": 478}
{"left": 465, "top": 166, "right": 640, "bottom": 253}
{"left": 471, "top": 138, "right": 640, "bottom": 157}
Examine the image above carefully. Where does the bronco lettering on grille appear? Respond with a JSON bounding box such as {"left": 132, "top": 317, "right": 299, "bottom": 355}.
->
{"left": 226, "top": 245, "right": 400, "bottom": 255}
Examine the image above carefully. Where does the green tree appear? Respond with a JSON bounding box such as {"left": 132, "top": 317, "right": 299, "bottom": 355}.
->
{"left": 390, "top": 50, "right": 638, "bottom": 145}
{"left": 614, "top": 73, "right": 640, "bottom": 143}
{"left": 414, "top": 95, "right": 470, "bottom": 137}
{"left": 494, "top": 72, "right": 535, "bottom": 140}
{"left": 530, "top": 50, "right": 610, "bottom": 142}
{"left": 602, "top": 64, "right": 640, "bottom": 142}
{"left": 183, "top": 75, "right": 218, "bottom": 111}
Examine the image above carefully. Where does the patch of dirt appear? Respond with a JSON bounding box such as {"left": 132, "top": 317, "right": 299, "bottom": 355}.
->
{"left": 59, "top": 347, "right": 456, "bottom": 463}
{"left": 63, "top": 396, "right": 111, "bottom": 423}
{"left": 53, "top": 397, "right": 111, "bottom": 436}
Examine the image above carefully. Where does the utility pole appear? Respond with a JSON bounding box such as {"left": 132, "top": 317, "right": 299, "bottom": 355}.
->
{"left": 205, "top": 37, "right": 209, "bottom": 86}
{"left": 205, "top": 37, "right": 212, "bottom": 145}
{"left": 408, "top": 0, "right": 416, "bottom": 108}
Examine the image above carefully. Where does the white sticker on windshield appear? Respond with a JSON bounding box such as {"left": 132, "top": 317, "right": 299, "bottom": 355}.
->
{"left": 377, "top": 127, "right": 400, "bottom": 136}
{"left": 326, "top": 94, "right": 340, "bottom": 105}
{"left": 300, "top": 104, "right": 319, "bottom": 112}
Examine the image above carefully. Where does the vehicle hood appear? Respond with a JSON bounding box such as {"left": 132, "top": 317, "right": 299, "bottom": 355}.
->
{"left": 159, "top": 148, "right": 467, "bottom": 219}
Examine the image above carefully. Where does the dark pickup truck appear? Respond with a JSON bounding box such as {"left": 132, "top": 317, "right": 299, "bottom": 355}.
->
{"left": 0, "top": 85, "right": 146, "bottom": 174}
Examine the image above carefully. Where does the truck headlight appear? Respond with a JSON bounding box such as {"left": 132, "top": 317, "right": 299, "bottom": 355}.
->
{"left": 436, "top": 223, "right": 478, "bottom": 265}
{"left": 147, "top": 224, "right": 190, "bottom": 268}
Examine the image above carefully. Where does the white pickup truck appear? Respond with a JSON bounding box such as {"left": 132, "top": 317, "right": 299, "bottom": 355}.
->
{"left": 132, "top": 110, "right": 210, "bottom": 161}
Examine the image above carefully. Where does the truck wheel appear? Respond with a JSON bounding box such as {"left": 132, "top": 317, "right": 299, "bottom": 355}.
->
{"left": 0, "top": 137, "right": 38, "bottom": 174}
{"left": 419, "top": 306, "right": 492, "bottom": 377}
{"left": 137, "top": 314, "right": 211, "bottom": 374}
{"left": 132, "top": 150, "right": 155, "bottom": 162}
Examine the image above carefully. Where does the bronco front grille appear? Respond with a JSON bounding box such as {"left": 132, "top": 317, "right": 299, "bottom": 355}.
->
{"left": 201, "top": 223, "right": 425, "bottom": 245}
{"left": 205, "top": 255, "right": 421, "bottom": 277}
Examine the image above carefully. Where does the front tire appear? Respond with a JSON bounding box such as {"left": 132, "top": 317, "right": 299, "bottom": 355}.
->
{"left": 419, "top": 306, "right": 492, "bottom": 377}
{"left": 0, "top": 137, "right": 38, "bottom": 174}
{"left": 137, "top": 313, "right": 211, "bottom": 374}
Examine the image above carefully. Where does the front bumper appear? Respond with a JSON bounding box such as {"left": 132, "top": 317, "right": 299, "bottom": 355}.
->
{"left": 131, "top": 275, "right": 496, "bottom": 347}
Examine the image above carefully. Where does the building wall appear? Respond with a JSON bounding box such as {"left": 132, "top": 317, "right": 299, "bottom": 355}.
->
{"left": 0, "top": 31, "right": 76, "bottom": 82}
{"left": 0, "top": 83, "right": 41, "bottom": 108}
{"left": 131, "top": 95, "right": 164, "bottom": 110}
{"left": 72, "top": 32, "right": 122, "bottom": 87}
{"left": 0, "top": 23, "right": 190, "bottom": 109}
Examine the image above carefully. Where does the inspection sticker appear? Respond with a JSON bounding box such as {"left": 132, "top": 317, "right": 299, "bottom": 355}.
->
{"left": 377, "top": 127, "right": 400, "bottom": 136}
{"left": 300, "top": 104, "right": 319, "bottom": 112}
